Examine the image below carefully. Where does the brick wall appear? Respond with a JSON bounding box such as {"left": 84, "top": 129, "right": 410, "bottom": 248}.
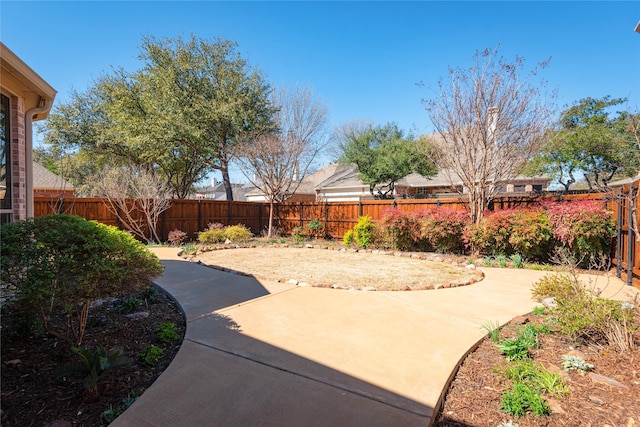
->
{"left": 9, "top": 96, "right": 26, "bottom": 220}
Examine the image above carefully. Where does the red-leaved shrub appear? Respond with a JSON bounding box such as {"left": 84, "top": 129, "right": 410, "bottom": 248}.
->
{"left": 415, "top": 208, "right": 468, "bottom": 253}
{"left": 543, "top": 200, "right": 615, "bottom": 264}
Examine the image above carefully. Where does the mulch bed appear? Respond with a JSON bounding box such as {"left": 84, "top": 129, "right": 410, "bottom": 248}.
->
{"left": 434, "top": 312, "right": 640, "bottom": 427}
{"left": 1, "top": 288, "right": 185, "bottom": 427}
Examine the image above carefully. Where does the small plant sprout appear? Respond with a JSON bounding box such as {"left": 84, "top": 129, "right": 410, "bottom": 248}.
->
{"left": 510, "top": 254, "right": 524, "bottom": 268}
{"left": 155, "top": 322, "right": 180, "bottom": 344}
{"left": 531, "top": 306, "right": 546, "bottom": 315}
{"left": 496, "top": 254, "right": 508, "bottom": 268}
{"left": 483, "top": 256, "right": 494, "bottom": 267}
{"left": 482, "top": 320, "right": 501, "bottom": 343}
{"left": 561, "top": 354, "right": 594, "bottom": 374}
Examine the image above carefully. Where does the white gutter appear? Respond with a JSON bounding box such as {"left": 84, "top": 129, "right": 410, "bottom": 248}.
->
{"left": 25, "top": 98, "right": 53, "bottom": 217}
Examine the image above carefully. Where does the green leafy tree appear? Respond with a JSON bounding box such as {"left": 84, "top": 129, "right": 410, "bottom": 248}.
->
{"left": 38, "top": 34, "right": 276, "bottom": 199}
{"left": 529, "top": 97, "right": 640, "bottom": 190}
{"left": 337, "top": 122, "right": 436, "bottom": 199}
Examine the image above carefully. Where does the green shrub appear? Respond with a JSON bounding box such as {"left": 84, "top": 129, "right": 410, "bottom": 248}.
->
{"left": 0, "top": 214, "right": 163, "bottom": 346}
{"left": 345, "top": 216, "right": 377, "bottom": 249}
{"left": 343, "top": 229, "right": 355, "bottom": 246}
{"left": 63, "top": 346, "right": 132, "bottom": 396}
{"left": 155, "top": 322, "right": 180, "bottom": 344}
{"left": 291, "top": 226, "right": 306, "bottom": 243}
{"left": 501, "top": 360, "right": 568, "bottom": 397}
{"left": 500, "top": 382, "right": 550, "bottom": 417}
{"left": 115, "top": 296, "right": 143, "bottom": 313}
{"left": 507, "top": 209, "right": 553, "bottom": 261}
{"left": 224, "top": 224, "right": 253, "bottom": 242}
{"left": 198, "top": 228, "right": 226, "bottom": 244}
{"left": 306, "top": 219, "right": 324, "bottom": 239}
{"left": 531, "top": 272, "right": 585, "bottom": 302}
{"left": 139, "top": 345, "right": 164, "bottom": 366}
{"left": 357, "top": 216, "right": 378, "bottom": 249}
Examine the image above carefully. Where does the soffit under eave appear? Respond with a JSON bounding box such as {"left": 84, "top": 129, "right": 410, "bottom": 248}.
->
{"left": 1, "top": 44, "right": 57, "bottom": 117}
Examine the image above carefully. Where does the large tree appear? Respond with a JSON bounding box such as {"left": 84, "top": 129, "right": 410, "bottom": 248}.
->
{"left": 422, "top": 47, "right": 556, "bottom": 223}
{"left": 38, "top": 35, "right": 275, "bottom": 199}
{"left": 336, "top": 122, "right": 436, "bottom": 199}
{"left": 529, "top": 96, "right": 640, "bottom": 190}
{"left": 235, "top": 86, "right": 329, "bottom": 237}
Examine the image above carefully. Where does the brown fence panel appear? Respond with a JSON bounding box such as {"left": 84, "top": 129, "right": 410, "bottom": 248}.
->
{"left": 610, "top": 181, "right": 639, "bottom": 289}
{"left": 35, "top": 191, "right": 636, "bottom": 288}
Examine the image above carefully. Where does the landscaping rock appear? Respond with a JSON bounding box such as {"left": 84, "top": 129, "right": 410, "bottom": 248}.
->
{"left": 305, "top": 244, "right": 313, "bottom": 248}
{"left": 542, "top": 297, "right": 557, "bottom": 309}
{"left": 298, "top": 282, "right": 310, "bottom": 287}
{"left": 589, "top": 395, "right": 604, "bottom": 405}
{"left": 465, "top": 264, "right": 476, "bottom": 270}
{"left": 546, "top": 398, "right": 566, "bottom": 415}
{"left": 126, "top": 311, "right": 150, "bottom": 320}
{"left": 361, "top": 286, "right": 376, "bottom": 291}
{"left": 588, "top": 372, "right": 629, "bottom": 389}
{"left": 512, "top": 315, "right": 529, "bottom": 325}
{"left": 286, "top": 279, "right": 299, "bottom": 285}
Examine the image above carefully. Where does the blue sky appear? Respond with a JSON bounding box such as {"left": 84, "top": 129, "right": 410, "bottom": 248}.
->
{"left": 2, "top": 1, "right": 639, "bottom": 183}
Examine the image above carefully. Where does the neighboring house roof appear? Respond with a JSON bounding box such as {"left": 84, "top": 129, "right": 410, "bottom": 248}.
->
{"left": 608, "top": 173, "right": 640, "bottom": 187}
{"left": 396, "top": 170, "right": 463, "bottom": 188}
{"left": 33, "top": 162, "right": 74, "bottom": 191}
{"left": 195, "top": 181, "right": 247, "bottom": 201}
{"left": 245, "top": 163, "right": 345, "bottom": 198}
{"left": 314, "top": 164, "right": 364, "bottom": 190}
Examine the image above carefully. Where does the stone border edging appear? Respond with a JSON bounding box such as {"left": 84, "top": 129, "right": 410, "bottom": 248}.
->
{"left": 181, "top": 243, "right": 485, "bottom": 291}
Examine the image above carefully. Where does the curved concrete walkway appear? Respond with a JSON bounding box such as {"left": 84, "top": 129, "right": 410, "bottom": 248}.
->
{"left": 113, "top": 248, "right": 638, "bottom": 427}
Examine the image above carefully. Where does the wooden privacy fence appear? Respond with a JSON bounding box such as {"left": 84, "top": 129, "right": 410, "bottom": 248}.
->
{"left": 608, "top": 180, "right": 640, "bottom": 288}
{"left": 34, "top": 189, "right": 637, "bottom": 288}
{"left": 35, "top": 191, "right": 605, "bottom": 240}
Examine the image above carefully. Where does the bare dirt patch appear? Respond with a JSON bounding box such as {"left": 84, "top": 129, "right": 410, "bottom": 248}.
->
{"left": 193, "top": 246, "right": 483, "bottom": 290}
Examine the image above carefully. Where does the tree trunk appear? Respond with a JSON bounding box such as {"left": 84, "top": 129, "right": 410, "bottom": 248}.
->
{"left": 220, "top": 162, "right": 234, "bottom": 201}
{"left": 268, "top": 200, "right": 275, "bottom": 238}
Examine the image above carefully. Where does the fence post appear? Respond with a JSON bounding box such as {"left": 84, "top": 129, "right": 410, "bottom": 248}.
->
{"left": 617, "top": 187, "right": 623, "bottom": 279}
{"left": 628, "top": 184, "right": 635, "bottom": 286}
{"left": 358, "top": 199, "right": 363, "bottom": 217}
{"left": 324, "top": 202, "right": 329, "bottom": 239}
{"left": 299, "top": 202, "right": 304, "bottom": 227}
{"left": 227, "top": 200, "right": 232, "bottom": 225}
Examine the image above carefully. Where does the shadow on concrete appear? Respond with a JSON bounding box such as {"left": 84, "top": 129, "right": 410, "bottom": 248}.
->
{"left": 114, "top": 259, "right": 433, "bottom": 427}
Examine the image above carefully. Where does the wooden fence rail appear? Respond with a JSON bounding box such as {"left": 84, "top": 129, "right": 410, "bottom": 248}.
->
{"left": 34, "top": 188, "right": 638, "bottom": 288}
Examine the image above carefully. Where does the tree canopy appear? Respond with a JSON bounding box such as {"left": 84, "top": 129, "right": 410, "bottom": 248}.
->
{"left": 39, "top": 35, "right": 275, "bottom": 199}
{"left": 336, "top": 122, "right": 436, "bottom": 199}
{"left": 527, "top": 96, "right": 640, "bottom": 190}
